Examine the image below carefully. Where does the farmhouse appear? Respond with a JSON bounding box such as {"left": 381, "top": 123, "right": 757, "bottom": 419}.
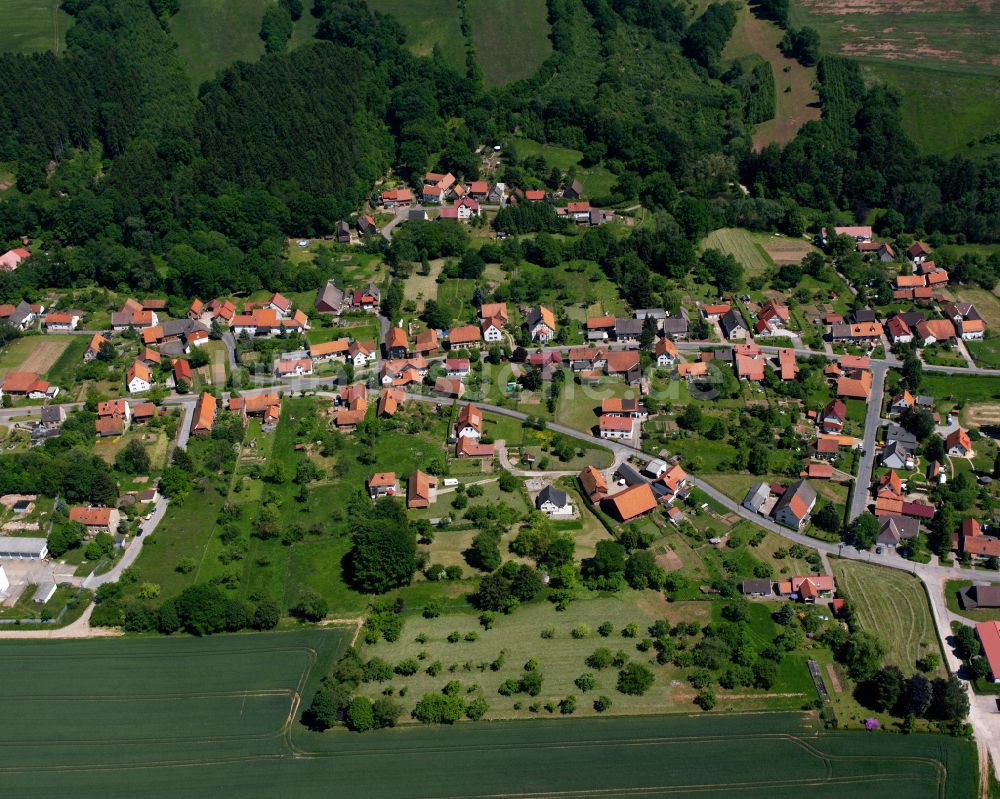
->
{"left": 578, "top": 465, "right": 608, "bottom": 504}
{"left": 315, "top": 281, "right": 344, "bottom": 315}
{"left": 1, "top": 371, "right": 57, "bottom": 399}
{"left": 69, "top": 506, "right": 121, "bottom": 536}
{"left": 275, "top": 358, "right": 313, "bottom": 378}
{"left": 377, "top": 387, "right": 405, "bottom": 417}
{"left": 448, "top": 325, "right": 482, "bottom": 349}
{"left": 455, "top": 404, "right": 483, "bottom": 439}
{"left": 791, "top": 575, "right": 834, "bottom": 602}
{"left": 44, "top": 311, "right": 81, "bottom": 331}
{"left": 309, "top": 338, "right": 350, "bottom": 362}
{"left": 598, "top": 415, "right": 633, "bottom": 439}
{"left": 655, "top": 337, "right": 678, "bottom": 366}
{"left": 601, "top": 398, "right": 645, "bottom": 418}
{"left": 603, "top": 483, "right": 657, "bottom": 522}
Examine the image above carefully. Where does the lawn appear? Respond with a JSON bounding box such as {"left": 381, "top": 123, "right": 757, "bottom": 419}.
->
{"left": 832, "top": 559, "right": 946, "bottom": 678}
{"left": 921, "top": 374, "right": 1000, "bottom": 413}
{"left": 0, "top": 335, "right": 75, "bottom": 382}
{"left": 366, "top": 0, "right": 466, "bottom": 71}
{"left": 723, "top": 3, "right": 820, "bottom": 148}
{"left": 510, "top": 138, "right": 623, "bottom": 201}
{"left": 468, "top": 0, "right": 550, "bottom": 85}
{"left": 170, "top": 0, "right": 321, "bottom": 86}
{"left": 0, "top": 0, "right": 73, "bottom": 55}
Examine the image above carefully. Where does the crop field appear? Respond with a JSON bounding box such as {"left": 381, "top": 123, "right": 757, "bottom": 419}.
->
{"left": 170, "top": 0, "right": 322, "bottom": 86}
{"left": 0, "top": 0, "right": 72, "bottom": 55}
{"left": 832, "top": 560, "right": 946, "bottom": 677}
{"left": 469, "top": 0, "right": 551, "bottom": 85}
{"left": 788, "top": 0, "right": 1000, "bottom": 156}
{"left": 0, "top": 630, "right": 350, "bottom": 793}
{"left": 367, "top": 0, "right": 466, "bottom": 71}
{"left": 723, "top": 3, "right": 821, "bottom": 148}
{"left": 700, "top": 228, "right": 774, "bottom": 276}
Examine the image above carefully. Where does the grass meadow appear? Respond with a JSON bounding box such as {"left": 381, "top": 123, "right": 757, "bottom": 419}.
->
{"left": 832, "top": 559, "right": 946, "bottom": 678}
{"left": 723, "top": 3, "right": 820, "bottom": 148}
{"left": 787, "top": 0, "right": 1000, "bottom": 158}
{"left": 170, "top": 0, "right": 323, "bottom": 86}
{"left": 0, "top": 0, "right": 72, "bottom": 55}
{"left": 366, "top": 0, "right": 466, "bottom": 71}
{"left": 469, "top": 0, "right": 551, "bottom": 85}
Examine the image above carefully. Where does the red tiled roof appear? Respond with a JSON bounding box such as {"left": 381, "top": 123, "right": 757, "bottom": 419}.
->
{"left": 604, "top": 483, "right": 657, "bottom": 522}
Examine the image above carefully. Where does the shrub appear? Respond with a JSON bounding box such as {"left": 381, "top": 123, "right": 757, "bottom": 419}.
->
{"left": 574, "top": 673, "right": 596, "bottom": 692}
{"left": 594, "top": 695, "right": 613, "bottom": 712}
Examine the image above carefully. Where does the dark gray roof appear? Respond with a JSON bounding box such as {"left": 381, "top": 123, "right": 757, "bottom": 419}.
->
{"left": 614, "top": 319, "right": 643, "bottom": 337}
{"left": 161, "top": 319, "right": 206, "bottom": 339}
{"left": 536, "top": 485, "right": 569, "bottom": 509}
{"left": 885, "top": 423, "right": 918, "bottom": 449}
{"left": 849, "top": 309, "right": 878, "bottom": 324}
{"left": 316, "top": 281, "right": 344, "bottom": 310}
{"left": 881, "top": 440, "right": 913, "bottom": 465}
{"left": 877, "top": 514, "right": 920, "bottom": 544}
{"left": 899, "top": 310, "right": 925, "bottom": 328}
{"left": 740, "top": 579, "right": 773, "bottom": 595}
{"left": 40, "top": 406, "right": 65, "bottom": 424}
{"left": 633, "top": 309, "right": 666, "bottom": 320}
{"left": 9, "top": 300, "right": 33, "bottom": 326}
{"left": 743, "top": 481, "right": 770, "bottom": 510}
{"left": 719, "top": 309, "right": 747, "bottom": 337}
{"left": 615, "top": 463, "right": 645, "bottom": 487}
{"left": 159, "top": 339, "right": 185, "bottom": 358}
{"left": 915, "top": 395, "right": 934, "bottom": 408}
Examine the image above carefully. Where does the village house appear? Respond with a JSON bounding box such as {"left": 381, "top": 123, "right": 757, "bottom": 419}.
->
{"left": 961, "top": 519, "right": 1000, "bottom": 562}
{"left": 908, "top": 242, "right": 931, "bottom": 264}
{"left": 479, "top": 302, "right": 508, "bottom": 326}
{"left": 309, "top": 338, "right": 350, "bottom": 363}
{"left": 702, "top": 304, "right": 730, "bottom": 320}
{"left": 821, "top": 225, "right": 872, "bottom": 245}
{"left": 126, "top": 361, "right": 152, "bottom": 394}
{"left": 406, "top": 470, "right": 436, "bottom": 510}
{"left": 753, "top": 301, "right": 789, "bottom": 336}
{"left": 448, "top": 324, "right": 482, "bottom": 349}
{"left": 1, "top": 371, "right": 58, "bottom": 400}
{"left": 791, "top": 575, "right": 834, "bottom": 602}
{"left": 348, "top": 340, "right": 377, "bottom": 368}
{"left": 385, "top": 326, "right": 409, "bottom": 359}
{"left": 84, "top": 333, "right": 109, "bottom": 362}
{"left": 578, "top": 465, "right": 608, "bottom": 504}
{"left": 438, "top": 197, "right": 481, "bottom": 221}
{"left": 598, "top": 415, "right": 634, "bottom": 439}
{"left": 413, "top": 329, "right": 440, "bottom": 357}
{"left": 776, "top": 348, "right": 798, "bottom": 381}
{"left": 585, "top": 315, "right": 616, "bottom": 341}
{"left": 830, "top": 321, "right": 883, "bottom": 344}
{"left": 191, "top": 392, "right": 217, "bottom": 436}
{"left": 482, "top": 318, "right": 504, "bottom": 342}
{"left": 886, "top": 314, "right": 913, "bottom": 344}
{"left": 351, "top": 283, "right": 381, "bottom": 313}
{"left": 380, "top": 187, "right": 413, "bottom": 207}
{"left": 69, "top": 506, "right": 121, "bottom": 537}
{"left": 44, "top": 310, "right": 81, "bottom": 332}
{"left": 877, "top": 514, "right": 920, "bottom": 549}
{"left": 526, "top": 305, "right": 557, "bottom": 343}
{"left": 601, "top": 398, "right": 646, "bottom": 419}
{"left": 0, "top": 246, "right": 31, "bottom": 271}
{"left": 172, "top": 358, "right": 192, "bottom": 387}
{"left": 655, "top": 337, "right": 678, "bottom": 366}
{"left": 946, "top": 427, "right": 973, "bottom": 458}
{"left": 536, "top": 485, "right": 572, "bottom": 516}
{"left": 661, "top": 309, "right": 689, "bottom": 340}
{"left": 455, "top": 403, "right": 484, "bottom": 439}
{"left": 604, "top": 350, "right": 641, "bottom": 384}
{"left": 368, "top": 472, "right": 398, "bottom": 499}
{"left": 773, "top": 480, "right": 817, "bottom": 530}
{"left": 568, "top": 347, "right": 608, "bottom": 372}
{"left": 314, "top": 281, "right": 345, "bottom": 315}
{"left": 380, "top": 358, "right": 426, "bottom": 387}
{"left": 613, "top": 318, "right": 643, "bottom": 345}
{"left": 914, "top": 318, "right": 956, "bottom": 346}
{"left": 275, "top": 358, "right": 313, "bottom": 378}
{"left": 444, "top": 358, "right": 471, "bottom": 377}
{"left": 719, "top": 308, "right": 748, "bottom": 340}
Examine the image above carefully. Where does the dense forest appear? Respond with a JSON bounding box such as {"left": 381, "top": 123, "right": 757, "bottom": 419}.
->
{"left": 0, "top": 0, "right": 999, "bottom": 308}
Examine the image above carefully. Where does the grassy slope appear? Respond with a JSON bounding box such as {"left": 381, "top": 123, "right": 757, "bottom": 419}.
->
{"left": 170, "top": 0, "right": 323, "bottom": 87}
{"left": 722, "top": 3, "right": 820, "bottom": 149}
{"left": 787, "top": 1, "right": 1000, "bottom": 157}
{"left": 468, "top": 0, "right": 551, "bottom": 85}
{"left": 0, "top": 0, "right": 73, "bottom": 55}
{"left": 700, "top": 227, "right": 775, "bottom": 276}
{"left": 366, "top": 0, "right": 465, "bottom": 71}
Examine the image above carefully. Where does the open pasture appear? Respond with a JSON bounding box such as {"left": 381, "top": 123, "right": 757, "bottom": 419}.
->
{"left": 833, "top": 559, "right": 946, "bottom": 677}
{"left": 469, "top": 0, "right": 551, "bottom": 85}
{"left": 0, "top": 0, "right": 72, "bottom": 55}
{"left": 701, "top": 228, "right": 774, "bottom": 276}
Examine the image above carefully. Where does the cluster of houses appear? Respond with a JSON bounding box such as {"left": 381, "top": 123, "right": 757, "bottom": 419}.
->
{"left": 0, "top": 300, "right": 46, "bottom": 331}
{"left": 0, "top": 371, "right": 59, "bottom": 402}
{"left": 314, "top": 280, "right": 382, "bottom": 316}
{"left": 94, "top": 398, "right": 157, "bottom": 437}
{"left": 573, "top": 458, "right": 689, "bottom": 525}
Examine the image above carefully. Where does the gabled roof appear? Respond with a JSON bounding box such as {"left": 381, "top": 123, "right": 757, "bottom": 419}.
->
{"left": 527, "top": 305, "right": 556, "bottom": 331}
{"left": 368, "top": 472, "right": 396, "bottom": 489}
{"left": 773, "top": 480, "right": 817, "bottom": 522}
{"left": 578, "top": 465, "right": 608, "bottom": 502}
{"left": 192, "top": 392, "right": 216, "bottom": 433}
{"left": 537, "top": 485, "right": 569, "bottom": 509}
{"left": 456, "top": 403, "right": 483, "bottom": 433}
{"left": 69, "top": 506, "right": 115, "bottom": 526}
{"left": 128, "top": 360, "right": 151, "bottom": 385}
{"left": 449, "top": 324, "right": 482, "bottom": 345}
{"left": 946, "top": 427, "right": 972, "bottom": 452}
{"left": 604, "top": 350, "right": 640, "bottom": 373}
{"left": 604, "top": 483, "right": 657, "bottom": 521}
{"left": 386, "top": 326, "right": 408, "bottom": 350}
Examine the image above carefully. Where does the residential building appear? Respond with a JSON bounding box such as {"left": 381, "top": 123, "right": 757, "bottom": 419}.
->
{"left": 413, "top": 329, "right": 440, "bottom": 356}
{"left": 367, "top": 472, "right": 398, "bottom": 499}
{"left": 740, "top": 579, "right": 773, "bottom": 597}
{"left": 69, "top": 506, "right": 121, "bottom": 536}
{"left": 613, "top": 318, "right": 643, "bottom": 344}
{"left": 191, "top": 392, "right": 217, "bottom": 436}
{"left": 1, "top": 371, "right": 57, "bottom": 399}
{"left": 536, "top": 485, "right": 572, "bottom": 516}
{"left": 946, "top": 427, "right": 973, "bottom": 457}
{"left": 719, "top": 309, "right": 748, "bottom": 340}
{"left": 743, "top": 482, "right": 770, "bottom": 514}
{"left": 385, "top": 326, "right": 409, "bottom": 359}
{"left": 791, "top": 575, "right": 834, "bottom": 602}
{"left": 455, "top": 404, "right": 483, "bottom": 439}
{"left": 598, "top": 415, "right": 634, "bottom": 439}
{"left": 127, "top": 361, "right": 152, "bottom": 394}
{"left": 877, "top": 514, "right": 920, "bottom": 549}
{"left": 275, "top": 358, "right": 313, "bottom": 378}
{"left": 315, "top": 281, "right": 344, "bottom": 315}
{"left": 773, "top": 480, "right": 817, "bottom": 529}
{"left": 85, "top": 333, "right": 109, "bottom": 362}
{"left": 380, "top": 187, "right": 413, "bottom": 207}
{"left": 604, "top": 350, "right": 641, "bottom": 383}
{"left": 407, "top": 470, "right": 436, "bottom": 509}
{"left": 377, "top": 387, "right": 404, "bottom": 417}
{"left": 655, "top": 337, "right": 678, "bottom": 366}
{"left": 526, "top": 306, "right": 557, "bottom": 343}
{"left": 886, "top": 315, "right": 913, "bottom": 344}
{"left": 309, "top": 338, "right": 350, "bottom": 362}
{"left": 448, "top": 324, "right": 482, "bottom": 349}
{"left": 44, "top": 311, "right": 81, "bottom": 331}
{"left": 455, "top": 436, "right": 495, "bottom": 459}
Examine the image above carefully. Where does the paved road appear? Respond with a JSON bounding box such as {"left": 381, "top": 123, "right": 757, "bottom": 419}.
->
{"left": 849, "top": 362, "right": 888, "bottom": 522}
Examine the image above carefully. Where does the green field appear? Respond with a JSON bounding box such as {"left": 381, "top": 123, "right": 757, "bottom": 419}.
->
{"left": 788, "top": 0, "right": 1000, "bottom": 157}
{"left": 468, "top": 0, "right": 551, "bottom": 85}
{"left": 0, "top": 0, "right": 73, "bottom": 54}
{"left": 723, "top": 3, "right": 820, "bottom": 148}
{"left": 700, "top": 227, "right": 775, "bottom": 276}
{"left": 510, "top": 138, "right": 622, "bottom": 199}
{"left": 832, "top": 559, "right": 946, "bottom": 678}
{"left": 0, "top": 635, "right": 975, "bottom": 799}
{"left": 170, "top": 0, "right": 323, "bottom": 86}
{"left": 367, "top": 0, "right": 466, "bottom": 71}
